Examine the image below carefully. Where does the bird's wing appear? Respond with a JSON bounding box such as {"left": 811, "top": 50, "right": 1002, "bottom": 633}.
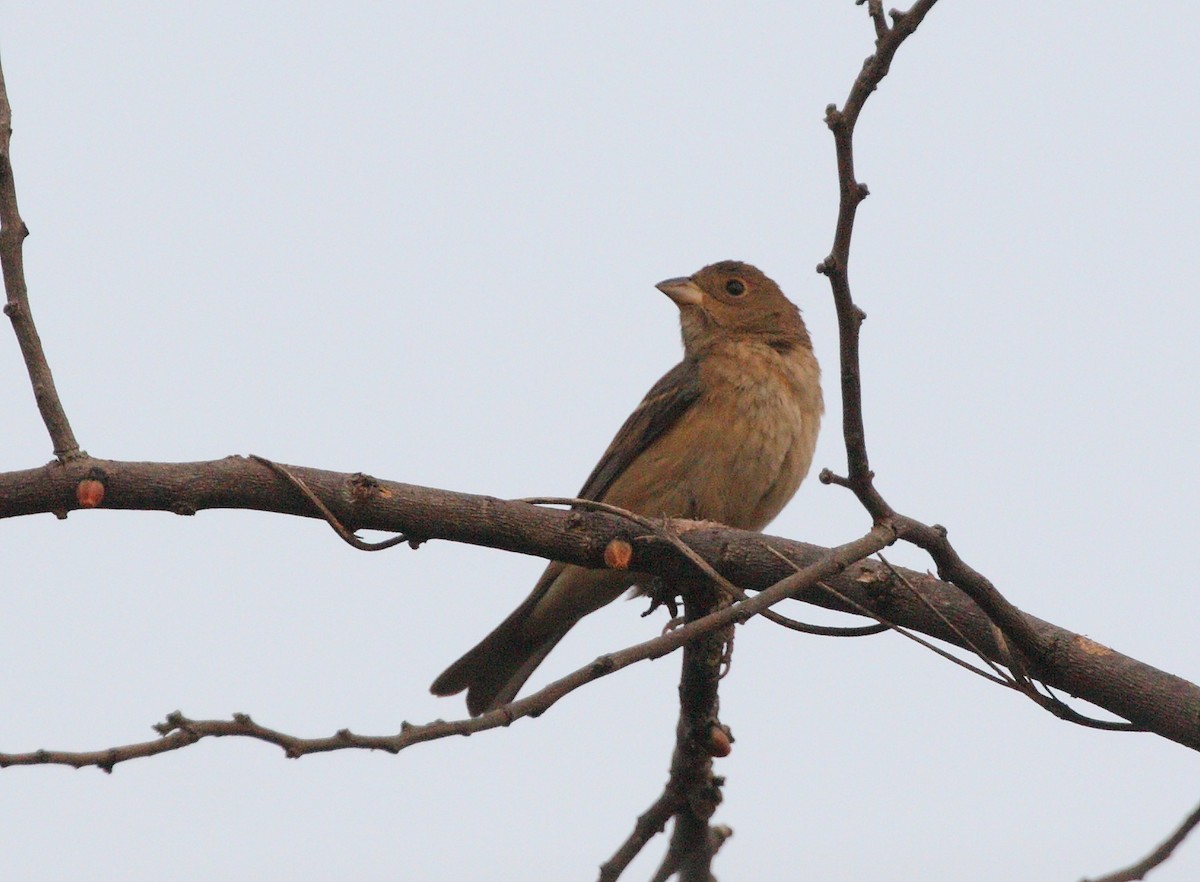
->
{"left": 576, "top": 358, "right": 702, "bottom": 503}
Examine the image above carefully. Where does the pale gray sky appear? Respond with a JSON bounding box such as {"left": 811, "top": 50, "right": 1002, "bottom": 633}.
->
{"left": 3, "top": 4, "right": 1199, "bottom": 880}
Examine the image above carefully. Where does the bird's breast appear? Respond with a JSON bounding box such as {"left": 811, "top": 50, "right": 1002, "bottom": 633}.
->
{"left": 604, "top": 340, "right": 822, "bottom": 530}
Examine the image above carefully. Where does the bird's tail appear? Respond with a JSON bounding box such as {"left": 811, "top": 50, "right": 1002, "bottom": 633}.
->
{"left": 430, "top": 606, "right": 568, "bottom": 717}
{"left": 431, "top": 562, "right": 635, "bottom": 716}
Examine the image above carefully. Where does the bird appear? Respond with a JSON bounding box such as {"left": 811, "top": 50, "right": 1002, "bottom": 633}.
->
{"left": 430, "top": 260, "right": 823, "bottom": 716}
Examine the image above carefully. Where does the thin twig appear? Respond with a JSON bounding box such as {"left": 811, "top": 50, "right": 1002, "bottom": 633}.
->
{"left": 816, "top": 0, "right": 1064, "bottom": 683}
{"left": 0, "top": 528, "right": 893, "bottom": 772}
{"left": 1083, "top": 799, "right": 1200, "bottom": 882}
{"left": 597, "top": 788, "right": 680, "bottom": 882}
{"left": 877, "top": 554, "right": 1008, "bottom": 681}
{"left": 1019, "top": 683, "right": 1140, "bottom": 733}
{"left": 251, "top": 454, "right": 409, "bottom": 550}
{"left": 762, "top": 544, "right": 1009, "bottom": 688}
{"left": 647, "top": 848, "right": 678, "bottom": 882}
{"left": 862, "top": 0, "right": 890, "bottom": 41}
{"left": 786, "top": 548, "right": 1140, "bottom": 732}
{"left": 0, "top": 53, "right": 82, "bottom": 460}
{"left": 895, "top": 514, "right": 1050, "bottom": 675}
{"left": 813, "top": 575, "right": 1137, "bottom": 736}
{"left": 518, "top": 496, "right": 887, "bottom": 637}
{"left": 818, "top": 0, "right": 940, "bottom": 514}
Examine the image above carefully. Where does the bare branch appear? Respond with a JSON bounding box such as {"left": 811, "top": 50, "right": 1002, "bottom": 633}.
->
{"left": 661, "top": 581, "right": 731, "bottom": 881}
{"left": 816, "top": 557, "right": 1139, "bottom": 732}
{"left": 604, "top": 577, "right": 732, "bottom": 881}
{"left": 251, "top": 454, "right": 410, "bottom": 550}
{"left": 815, "top": 1, "right": 1068, "bottom": 696}
{"left": 598, "top": 789, "right": 679, "bottom": 882}
{"left": 862, "top": 0, "right": 889, "bottom": 41}
{"left": 520, "top": 496, "right": 887, "bottom": 638}
{"left": 819, "top": 0, "right": 940, "bottom": 512}
{"left": 1084, "top": 800, "right": 1200, "bottom": 882}
{"left": 0, "top": 53, "right": 82, "bottom": 461}
{"left": 0, "top": 528, "right": 892, "bottom": 771}
{"left": 1, "top": 455, "right": 1197, "bottom": 751}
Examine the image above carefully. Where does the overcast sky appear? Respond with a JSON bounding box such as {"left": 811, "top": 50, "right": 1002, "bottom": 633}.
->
{"left": 3, "top": 4, "right": 1199, "bottom": 880}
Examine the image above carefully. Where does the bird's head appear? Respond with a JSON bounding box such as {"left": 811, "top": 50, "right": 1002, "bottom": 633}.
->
{"left": 655, "top": 260, "right": 809, "bottom": 357}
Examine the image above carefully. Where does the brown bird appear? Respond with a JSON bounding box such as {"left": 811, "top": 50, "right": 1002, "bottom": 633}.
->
{"left": 431, "top": 260, "right": 823, "bottom": 716}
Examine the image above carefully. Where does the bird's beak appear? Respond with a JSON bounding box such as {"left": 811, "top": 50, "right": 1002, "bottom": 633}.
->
{"left": 655, "top": 276, "right": 704, "bottom": 307}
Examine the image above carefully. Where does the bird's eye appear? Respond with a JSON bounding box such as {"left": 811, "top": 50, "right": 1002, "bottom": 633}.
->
{"left": 724, "top": 279, "right": 746, "bottom": 297}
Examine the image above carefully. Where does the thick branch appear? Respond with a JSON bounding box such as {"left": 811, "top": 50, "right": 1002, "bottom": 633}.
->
{"left": 597, "top": 578, "right": 732, "bottom": 881}
{"left": 662, "top": 582, "right": 728, "bottom": 881}
{"left": 1, "top": 455, "right": 1198, "bottom": 752}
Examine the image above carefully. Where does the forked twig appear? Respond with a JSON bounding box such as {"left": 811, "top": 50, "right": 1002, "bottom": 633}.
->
{"left": 816, "top": 0, "right": 1065, "bottom": 702}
